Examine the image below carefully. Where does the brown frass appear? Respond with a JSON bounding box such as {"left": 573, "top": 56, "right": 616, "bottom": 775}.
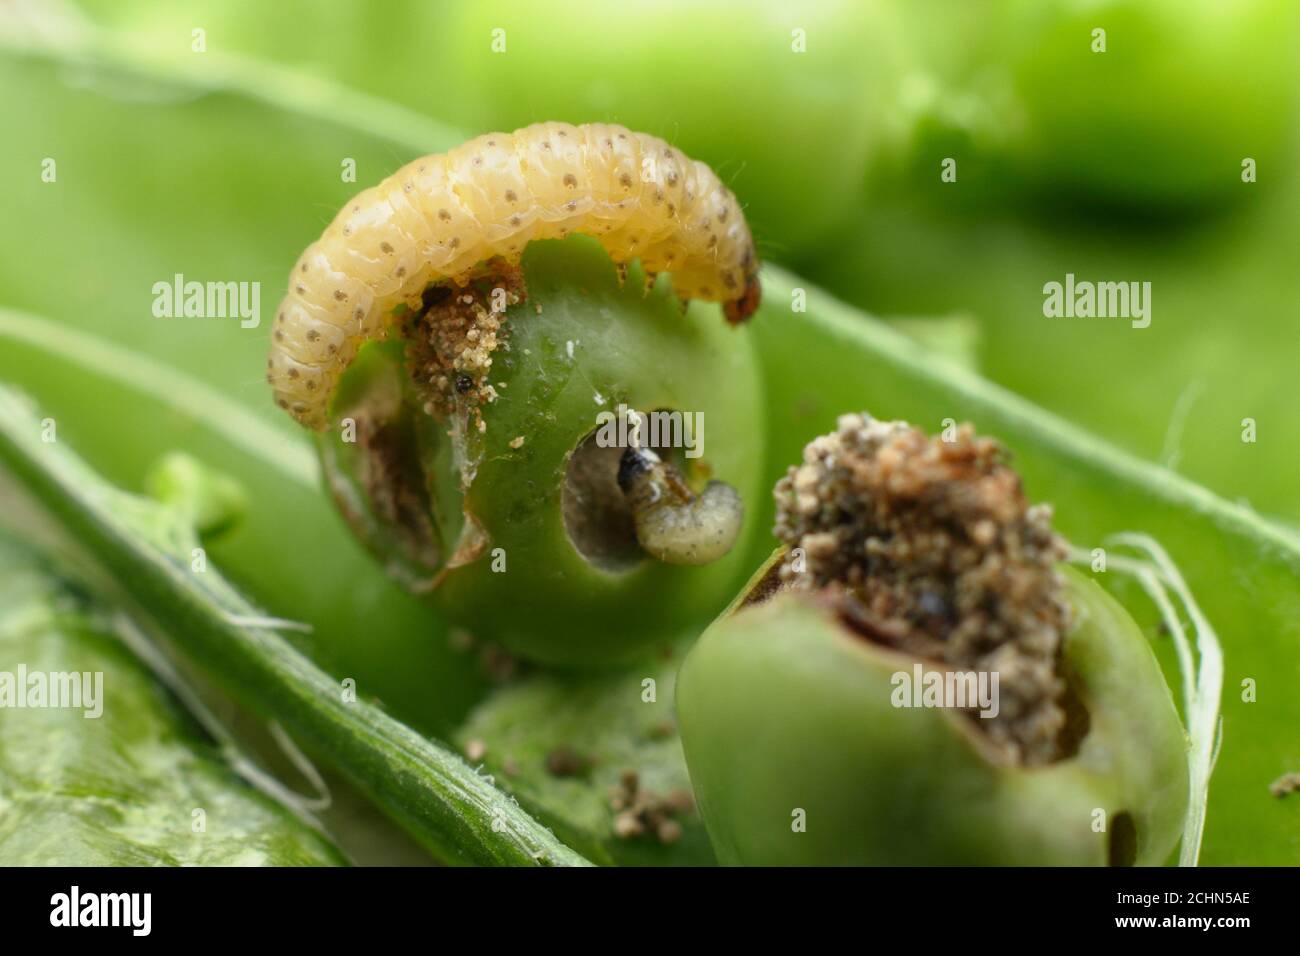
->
{"left": 772, "top": 414, "right": 1071, "bottom": 766}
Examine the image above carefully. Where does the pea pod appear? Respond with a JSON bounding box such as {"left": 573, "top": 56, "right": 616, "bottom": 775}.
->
{"left": 0, "top": 536, "right": 346, "bottom": 866}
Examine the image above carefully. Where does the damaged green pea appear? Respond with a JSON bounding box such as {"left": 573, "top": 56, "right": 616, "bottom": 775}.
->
{"left": 317, "top": 238, "right": 763, "bottom": 666}
{"left": 677, "top": 414, "right": 1190, "bottom": 866}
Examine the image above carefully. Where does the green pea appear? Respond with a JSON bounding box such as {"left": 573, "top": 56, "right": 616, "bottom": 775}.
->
{"left": 677, "top": 415, "right": 1189, "bottom": 865}
{"left": 678, "top": 560, "right": 1188, "bottom": 865}
{"left": 319, "top": 238, "right": 765, "bottom": 667}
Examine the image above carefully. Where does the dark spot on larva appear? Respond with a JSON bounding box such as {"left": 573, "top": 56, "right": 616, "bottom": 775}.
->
{"left": 277, "top": 312, "right": 285, "bottom": 324}
{"left": 702, "top": 218, "right": 711, "bottom": 229}
{"left": 395, "top": 266, "right": 406, "bottom": 277}
{"left": 306, "top": 329, "right": 320, "bottom": 341}
{"left": 300, "top": 263, "right": 307, "bottom": 273}
{"left": 510, "top": 215, "right": 522, "bottom": 227}
{"left": 403, "top": 182, "right": 414, "bottom": 193}
{"left": 343, "top": 226, "right": 353, "bottom": 237}
{"left": 455, "top": 373, "right": 475, "bottom": 394}
{"left": 667, "top": 173, "right": 678, "bottom": 186}
{"left": 354, "top": 307, "right": 364, "bottom": 319}
{"left": 278, "top": 399, "right": 289, "bottom": 409}
{"left": 565, "top": 200, "right": 577, "bottom": 212}
{"left": 665, "top": 252, "right": 676, "bottom": 262}
{"left": 487, "top": 139, "right": 496, "bottom": 146}
{"left": 667, "top": 204, "right": 676, "bottom": 216}
{"left": 542, "top": 141, "right": 552, "bottom": 151}
{"left": 333, "top": 290, "right": 347, "bottom": 301}
{"left": 724, "top": 274, "right": 738, "bottom": 290}
{"left": 708, "top": 235, "right": 718, "bottom": 247}
{"left": 629, "top": 238, "right": 638, "bottom": 246}
{"left": 663, "top": 148, "right": 672, "bottom": 158}
{"left": 473, "top": 155, "right": 483, "bottom": 166}
{"left": 275, "top": 331, "right": 284, "bottom": 341}
{"left": 559, "top": 228, "right": 570, "bottom": 237}
{"left": 558, "top": 129, "right": 568, "bottom": 137}
{"left": 618, "top": 133, "right": 627, "bottom": 140}
{"left": 449, "top": 237, "right": 461, "bottom": 249}
{"left": 352, "top": 204, "right": 360, "bottom": 212}
{"left": 294, "top": 284, "right": 305, "bottom": 293}
{"left": 328, "top": 344, "right": 337, "bottom": 354}
{"left": 438, "top": 208, "right": 451, "bottom": 221}
{"left": 505, "top": 189, "right": 517, "bottom": 202}
{"left": 380, "top": 241, "right": 394, "bottom": 253}
{"left": 288, "top": 368, "right": 299, "bottom": 379}
{"left": 563, "top": 173, "right": 577, "bottom": 188}
{"left": 701, "top": 285, "right": 713, "bottom": 296}
{"left": 605, "top": 138, "right": 614, "bottom": 148}
{"left": 654, "top": 189, "right": 664, "bottom": 203}
{"left": 719, "top": 206, "right": 729, "bottom": 221}
{"left": 619, "top": 173, "right": 633, "bottom": 188}
{"left": 417, "top": 164, "right": 426, "bottom": 173}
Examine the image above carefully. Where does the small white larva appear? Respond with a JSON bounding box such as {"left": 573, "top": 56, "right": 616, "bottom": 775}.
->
{"left": 268, "top": 122, "right": 761, "bottom": 430}
{"left": 617, "top": 447, "right": 744, "bottom": 566}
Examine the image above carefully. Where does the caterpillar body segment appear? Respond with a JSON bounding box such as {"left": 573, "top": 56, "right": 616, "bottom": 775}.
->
{"left": 268, "top": 122, "right": 761, "bottom": 430}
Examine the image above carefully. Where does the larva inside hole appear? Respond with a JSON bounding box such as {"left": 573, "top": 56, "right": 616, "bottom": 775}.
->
{"left": 561, "top": 410, "right": 742, "bottom": 570}
{"left": 618, "top": 446, "right": 743, "bottom": 566}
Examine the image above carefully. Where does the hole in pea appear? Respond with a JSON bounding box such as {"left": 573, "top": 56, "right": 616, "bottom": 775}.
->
{"left": 1107, "top": 811, "right": 1137, "bottom": 867}
{"left": 561, "top": 409, "right": 686, "bottom": 572}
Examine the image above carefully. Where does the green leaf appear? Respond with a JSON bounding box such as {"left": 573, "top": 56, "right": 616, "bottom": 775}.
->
{"left": 748, "top": 269, "right": 1300, "bottom": 865}
{"left": 0, "top": 536, "right": 346, "bottom": 866}
{"left": 0, "top": 386, "right": 590, "bottom": 866}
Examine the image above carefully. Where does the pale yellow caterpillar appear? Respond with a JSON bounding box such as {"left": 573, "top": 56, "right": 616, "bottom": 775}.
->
{"left": 268, "top": 121, "right": 761, "bottom": 430}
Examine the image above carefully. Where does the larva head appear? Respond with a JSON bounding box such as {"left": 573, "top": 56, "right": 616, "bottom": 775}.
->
{"left": 677, "top": 415, "right": 1190, "bottom": 865}
{"left": 723, "top": 272, "right": 762, "bottom": 325}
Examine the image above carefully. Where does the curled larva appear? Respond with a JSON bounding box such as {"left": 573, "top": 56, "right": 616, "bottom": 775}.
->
{"left": 268, "top": 122, "right": 762, "bottom": 430}
{"left": 617, "top": 447, "right": 744, "bottom": 565}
